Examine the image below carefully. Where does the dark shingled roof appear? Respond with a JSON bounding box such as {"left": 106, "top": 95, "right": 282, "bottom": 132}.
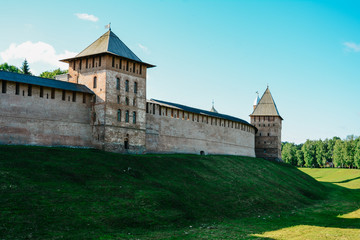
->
{"left": 149, "top": 99, "right": 256, "bottom": 129}
{"left": 61, "top": 30, "right": 155, "bottom": 68}
{"left": 0, "top": 71, "right": 93, "bottom": 94}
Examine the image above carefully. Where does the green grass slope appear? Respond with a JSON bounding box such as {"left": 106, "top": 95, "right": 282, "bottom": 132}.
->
{"left": 0, "top": 146, "right": 326, "bottom": 239}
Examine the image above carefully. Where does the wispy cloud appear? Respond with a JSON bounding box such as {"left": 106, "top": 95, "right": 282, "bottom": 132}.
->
{"left": 343, "top": 42, "right": 360, "bottom": 52}
{"left": 0, "top": 41, "right": 77, "bottom": 71}
{"left": 75, "top": 13, "right": 99, "bottom": 22}
{"left": 138, "top": 43, "right": 150, "bottom": 54}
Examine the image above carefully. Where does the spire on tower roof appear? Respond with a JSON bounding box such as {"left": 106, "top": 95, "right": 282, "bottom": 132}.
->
{"left": 250, "top": 87, "right": 282, "bottom": 119}
{"left": 210, "top": 100, "right": 218, "bottom": 113}
{"left": 253, "top": 91, "right": 260, "bottom": 106}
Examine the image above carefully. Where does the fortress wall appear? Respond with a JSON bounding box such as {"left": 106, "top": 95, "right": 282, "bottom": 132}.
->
{"left": 0, "top": 80, "right": 94, "bottom": 147}
{"left": 146, "top": 103, "right": 256, "bottom": 157}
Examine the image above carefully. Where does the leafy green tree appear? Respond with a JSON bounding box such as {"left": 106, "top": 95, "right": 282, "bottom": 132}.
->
{"left": 40, "top": 68, "right": 68, "bottom": 79}
{"left": 282, "top": 143, "right": 297, "bottom": 166}
{"left": 296, "top": 149, "right": 304, "bottom": 167}
{"left": 315, "top": 140, "right": 327, "bottom": 167}
{"left": 343, "top": 140, "right": 355, "bottom": 168}
{"left": 326, "top": 137, "right": 340, "bottom": 163}
{"left": 333, "top": 139, "right": 344, "bottom": 167}
{"left": 21, "top": 59, "right": 32, "bottom": 75}
{"left": 0, "top": 62, "right": 21, "bottom": 73}
{"left": 354, "top": 140, "right": 360, "bottom": 169}
{"left": 302, "top": 140, "right": 317, "bottom": 167}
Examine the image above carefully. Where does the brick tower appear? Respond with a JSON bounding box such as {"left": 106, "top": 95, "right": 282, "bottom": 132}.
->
{"left": 61, "top": 30, "right": 155, "bottom": 153}
{"left": 250, "top": 87, "right": 283, "bottom": 161}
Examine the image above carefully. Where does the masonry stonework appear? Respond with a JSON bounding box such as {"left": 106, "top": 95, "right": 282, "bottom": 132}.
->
{"left": 0, "top": 30, "right": 282, "bottom": 159}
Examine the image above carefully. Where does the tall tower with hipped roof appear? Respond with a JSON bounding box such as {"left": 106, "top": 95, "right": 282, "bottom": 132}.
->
{"left": 250, "top": 87, "right": 283, "bottom": 161}
{"left": 61, "top": 30, "right": 155, "bottom": 153}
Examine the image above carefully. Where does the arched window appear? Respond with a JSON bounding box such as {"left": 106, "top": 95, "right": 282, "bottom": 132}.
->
{"left": 133, "top": 111, "right": 136, "bottom": 124}
{"left": 125, "top": 80, "right": 129, "bottom": 92}
{"left": 133, "top": 98, "right": 136, "bottom": 106}
{"left": 117, "top": 109, "right": 121, "bottom": 122}
{"left": 117, "top": 95, "right": 120, "bottom": 104}
{"left": 125, "top": 97, "right": 129, "bottom": 105}
{"left": 116, "top": 78, "right": 120, "bottom": 90}
{"left": 93, "top": 77, "right": 97, "bottom": 88}
{"left": 134, "top": 82, "right": 137, "bottom": 93}
{"left": 125, "top": 110, "right": 129, "bottom": 122}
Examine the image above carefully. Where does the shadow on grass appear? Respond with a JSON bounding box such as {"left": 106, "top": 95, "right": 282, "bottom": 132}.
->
{"left": 247, "top": 181, "right": 360, "bottom": 239}
{"left": 331, "top": 176, "right": 360, "bottom": 184}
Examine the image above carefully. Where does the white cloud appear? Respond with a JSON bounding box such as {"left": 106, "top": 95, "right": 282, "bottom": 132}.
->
{"left": 138, "top": 43, "right": 150, "bottom": 54}
{"left": 0, "top": 41, "right": 77, "bottom": 73}
{"left": 75, "top": 13, "right": 99, "bottom": 22}
{"left": 343, "top": 42, "right": 360, "bottom": 52}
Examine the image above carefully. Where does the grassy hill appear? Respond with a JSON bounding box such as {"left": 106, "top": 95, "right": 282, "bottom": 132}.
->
{"left": 0, "top": 146, "right": 327, "bottom": 239}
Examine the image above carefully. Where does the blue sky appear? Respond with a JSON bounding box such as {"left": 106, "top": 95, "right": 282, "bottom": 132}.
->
{"left": 1, "top": 0, "right": 359, "bottom": 143}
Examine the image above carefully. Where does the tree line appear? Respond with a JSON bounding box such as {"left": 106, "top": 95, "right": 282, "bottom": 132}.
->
{"left": 0, "top": 60, "right": 67, "bottom": 78}
{"left": 281, "top": 136, "right": 360, "bottom": 168}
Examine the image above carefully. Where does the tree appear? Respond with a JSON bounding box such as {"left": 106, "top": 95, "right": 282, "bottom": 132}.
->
{"left": 296, "top": 149, "right": 304, "bottom": 167}
{"left": 333, "top": 139, "right": 344, "bottom": 168}
{"left": 40, "top": 68, "right": 68, "bottom": 79}
{"left": 0, "top": 62, "right": 21, "bottom": 73}
{"left": 354, "top": 140, "right": 360, "bottom": 169}
{"left": 343, "top": 140, "right": 355, "bottom": 168}
{"left": 315, "top": 140, "right": 327, "bottom": 167}
{"left": 302, "top": 140, "right": 317, "bottom": 167}
{"left": 282, "top": 143, "right": 297, "bottom": 166}
{"left": 21, "top": 59, "right": 32, "bottom": 75}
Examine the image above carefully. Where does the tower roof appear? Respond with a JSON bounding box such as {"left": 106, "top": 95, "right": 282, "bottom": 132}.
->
{"left": 61, "top": 30, "right": 155, "bottom": 67}
{"left": 250, "top": 87, "right": 283, "bottom": 119}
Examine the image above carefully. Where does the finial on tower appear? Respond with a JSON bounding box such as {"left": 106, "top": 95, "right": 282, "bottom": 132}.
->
{"left": 210, "top": 99, "right": 218, "bottom": 113}
{"left": 105, "top": 22, "right": 111, "bottom": 31}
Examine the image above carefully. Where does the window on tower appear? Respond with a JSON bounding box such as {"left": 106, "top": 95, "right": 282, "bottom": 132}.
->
{"left": 15, "top": 83, "right": 19, "bottom": 95}
{"left": 28, "top": 84, "right": 32, "bottom": 96}
{"left": 133, "top": 111, "right": 136, "bottom": 124}
{"left": 117, "top": 109, "right": 121, "bottom": 121}
{"left": 125, "top": 80, "right": 129, "bottom": 92}
{"left": 134, "top": 82, "right": 137, "bottom": 94}
{"left": 125, "top": 110, "right": 129, "bottom": 122}
{"left": 93, "top": 77, "right": 97, "bottom": 88}
{"left": 116, "top": 78, "right": 120, "bottom": 90}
